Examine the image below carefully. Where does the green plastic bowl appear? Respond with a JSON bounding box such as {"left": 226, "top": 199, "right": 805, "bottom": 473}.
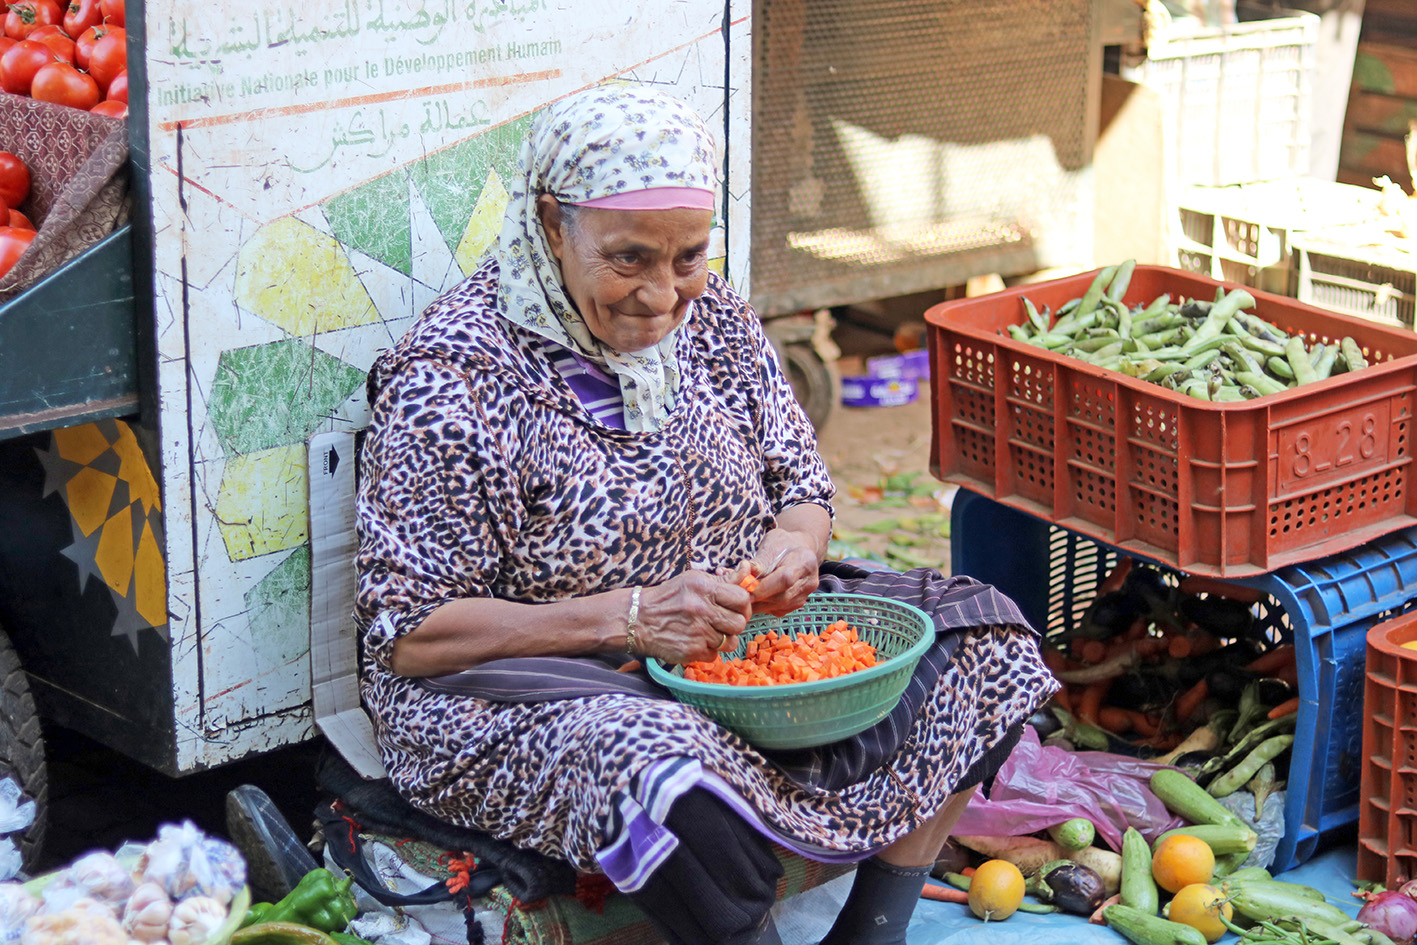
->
{"left": 646, "top": 592, "right": 934, "bottom": 749}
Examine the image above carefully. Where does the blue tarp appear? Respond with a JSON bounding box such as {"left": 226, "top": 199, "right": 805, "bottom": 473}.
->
{"left": 772, "top": 845, "right": 1364, "bottom": 944}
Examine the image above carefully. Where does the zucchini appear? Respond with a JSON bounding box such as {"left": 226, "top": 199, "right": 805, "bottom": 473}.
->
{"left": 231, "top": 923, "right": 341, "bottom": 945}
{"left": 1104, "top": 904, "right": 1209, "bottom": 945}
{"left": 1149, "top": 769, "right": 1246, "bottom": 829}
{"left": 1048, "top": 818, "right": 1096, "bottom": 851}
{"left": 1225, "top": 866, "right": 1272, "bottom": 883}
{"left": 1120, "top": 827, "right": 1159, "bottom": 916}
{"left": 1152, "top": 824, "right": 1257, "bottom": 856}
{"left": 1222, "top": 878, "right": 1352, "bottom": 925}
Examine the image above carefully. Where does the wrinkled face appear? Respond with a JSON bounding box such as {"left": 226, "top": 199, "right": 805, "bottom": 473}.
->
{"left": 538, "top": 195, "right": 713, "bottom": 353}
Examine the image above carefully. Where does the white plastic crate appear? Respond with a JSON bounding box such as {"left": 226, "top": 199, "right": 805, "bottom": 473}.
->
{"left": 1122, "top": 6, "right": 1320, "bottom": 188}
{"left": 1290, "top": 223, "right": 1417, "bottom": 329}
{"left": 1175, "top": 178, "right": 1384, "bottom": 293}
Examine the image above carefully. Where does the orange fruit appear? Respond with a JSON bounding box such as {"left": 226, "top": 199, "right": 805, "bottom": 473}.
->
{"left": 1167, "top": 883, "right": 1233, "bottom": 942}
{"left": 967, "top": 858, "right": 1025, "bottom": 921}
{"left": 1151, "top": 834, "right": 1215, "bottom": 894}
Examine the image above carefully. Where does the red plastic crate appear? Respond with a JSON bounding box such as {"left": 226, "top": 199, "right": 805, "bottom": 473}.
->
{"left": 925, "top": 265, "right": 1417, "bottom": 576}
{"left": 1360, "top": 612, "right": 1417, "bottom": 887}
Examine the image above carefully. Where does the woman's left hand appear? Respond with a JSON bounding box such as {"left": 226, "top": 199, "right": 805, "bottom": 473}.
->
{"left": 732, "top": 504, "right": 832, "bottom": 617}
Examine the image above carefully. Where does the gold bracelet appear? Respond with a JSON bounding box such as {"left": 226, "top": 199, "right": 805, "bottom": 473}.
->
{"left": 625, "top": 586, "right": 642, "bottom": 654}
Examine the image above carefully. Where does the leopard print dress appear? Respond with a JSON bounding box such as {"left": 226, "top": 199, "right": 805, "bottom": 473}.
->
{"left": 355, "top": 259, "right": 1058, "bottom": 876}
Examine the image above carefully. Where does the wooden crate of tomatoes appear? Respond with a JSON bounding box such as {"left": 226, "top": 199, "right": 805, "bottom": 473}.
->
{"left": 0, "top": 0, "right": 127, "bottom": 294}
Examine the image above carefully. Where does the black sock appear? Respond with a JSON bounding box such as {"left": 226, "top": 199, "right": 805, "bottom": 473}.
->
{"left": 818, "top": 856, "right": 929, "bottom": 945}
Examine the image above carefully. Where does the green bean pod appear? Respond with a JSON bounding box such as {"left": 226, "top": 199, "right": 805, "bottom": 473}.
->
{"left": 1266, "top": 356, "right": 1295, "bottom": 380}
{"left": 1312, "top": 344, "right": 1339, "bottom": 380}
{"left": 1106, "top": 258, "right": 1137, "bottom": 302}
{"left": 1209, "top": 735, "right": 1295, "bottom": 798}
{"left": 1285, "top": 337, "right": 1318, "bottom": 386}
{"left": 1075, "top": 265, "right": 1118, "bottom": 319}
{"left": 1234, "top": 371, "right": 1288, "bottom": 398}
{"left": 1341, "top": 337, "right": 1369, "bottom": 373}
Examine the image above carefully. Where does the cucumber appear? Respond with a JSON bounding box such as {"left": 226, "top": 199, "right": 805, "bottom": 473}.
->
{"left": 1104, "top": 904, "right": 1209, "bottom": 945}
{"left": 1149, "top": 768, "right": 1246, "bottom": 829}
{"left": 1120, "top": 827, "right": 1159, "bottom": 916}
{"left": 1048, "top": 817, "right": 1096, "bottom": 851}
{"left": 1152, "top": 824, "right": 1257, "bottom": 856}
{"left": 1225, "top": 866, "right": 1272, "bottom": 883}
{"left": 1222, "top": 878, "right": 1353, "bottom": 925}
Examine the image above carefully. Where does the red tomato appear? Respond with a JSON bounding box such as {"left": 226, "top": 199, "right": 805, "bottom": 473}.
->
{"left": 73, "top": 21, "right": 115, "bottom": 71}
{"left": 60, "top": 0, "right": 96, "bottom": 36}
{"left": 0, "top": 36, "right": 15, "bottom": 56}
{"left": 88, "top": 97, "right": 122, "bottom": 117}
{"left": 3, "top": 0, "right": 62, "bottom": 41}
{"left": 8, "top": 208, "right": 31, "bottom": 229}
{"left": 83, "top": 21, "right": 119, "bottom": 90}
{"left": 102, "top": 65, "right": 123, "bottom": 101}
{"left": 26, "top": 23, "right": 71, "bottom": 62}
{"left": 95, "top": 0, "right": 118, "bottom": 26}
{"left": 0, "top": 39, "right": 53, "bottom": 95}
{"left": 0, "top": 153, "right": 29, "bottom": 210}
{"left": 0, "top": 226, "right": 35, "bottom": 279}
{"left": 30, "top": 60, "right": 96, "bottom": 109}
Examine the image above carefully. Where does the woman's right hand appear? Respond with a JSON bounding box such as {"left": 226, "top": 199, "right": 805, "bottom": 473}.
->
{"left": 635, "top": 571, "right": 753, "bottom": 664}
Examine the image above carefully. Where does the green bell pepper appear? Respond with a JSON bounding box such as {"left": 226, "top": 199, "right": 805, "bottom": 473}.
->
{"left": 242, "top": 869, "right": 359, "bottom": 933}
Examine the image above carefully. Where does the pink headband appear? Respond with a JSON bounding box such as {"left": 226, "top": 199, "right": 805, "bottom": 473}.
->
{"left": 572, "top": 187, "right": 715, "bottom": 211}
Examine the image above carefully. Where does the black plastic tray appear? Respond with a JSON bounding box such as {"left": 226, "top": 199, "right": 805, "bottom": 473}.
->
{"left": 0, "top": 226, "right": 139, "bottom": 439}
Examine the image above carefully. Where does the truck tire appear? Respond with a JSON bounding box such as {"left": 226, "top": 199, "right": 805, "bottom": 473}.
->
{"left": 778, "top": 340, "right": 837, "bottom": 431}
{"left": 0, "top": 627, "right": 46, "bottom": 870}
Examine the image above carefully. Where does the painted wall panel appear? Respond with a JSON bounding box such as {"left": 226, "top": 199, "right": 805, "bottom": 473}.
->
{"left": 140, "top": 0, "right": 748, "bottom": 769}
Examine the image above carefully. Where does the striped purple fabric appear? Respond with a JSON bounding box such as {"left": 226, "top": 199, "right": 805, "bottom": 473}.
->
{"left": 544, "top": 343, "right": 627, "bottom": 429}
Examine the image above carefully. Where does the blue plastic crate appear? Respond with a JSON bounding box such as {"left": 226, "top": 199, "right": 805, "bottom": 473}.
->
{"left": 952, "top": 489, "right": 1417, "bottom": 873}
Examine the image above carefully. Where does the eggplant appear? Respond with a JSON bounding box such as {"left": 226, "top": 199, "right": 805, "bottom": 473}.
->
{"left": 1088, "top": 591, "right": 1148, "bottom": 634}
{"left": 1028, "top": 708, "right": 1062, "bottom": 739}
{"left": 1107, "top": 671, "right": 1179, "bottom": 712}
{"left": 1255, "top": 676, "right": 1295, "bottom": 707}
{"left": 1123, "top": 566, "right": 1173, "bottom": 610}
{"left": 1030, "top": 861, "right": 1108, "bottom": 916}
{"left": 1179, "top": 595, "right": 1255, "bottom": 639}
{"left": 1205, "top": 665, "right": 1259, "bottom": 703}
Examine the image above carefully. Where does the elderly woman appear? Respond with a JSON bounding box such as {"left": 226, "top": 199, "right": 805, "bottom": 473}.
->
{"left": 356, "top": 84, "right": 1057, "bottom": 945}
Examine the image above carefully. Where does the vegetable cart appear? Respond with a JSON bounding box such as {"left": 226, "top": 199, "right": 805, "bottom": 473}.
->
{"left": 0, "top": 0, "right": 1107, "bottom": 884}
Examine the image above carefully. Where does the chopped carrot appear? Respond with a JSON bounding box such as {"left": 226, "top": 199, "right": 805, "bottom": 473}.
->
{"left": 681, "top": 623, "right": 879, "bottom": 686}
{"left": 739, "top": 572, "right": 761, "bottom": 593}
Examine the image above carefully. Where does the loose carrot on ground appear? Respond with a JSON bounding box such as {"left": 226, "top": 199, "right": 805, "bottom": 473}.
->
{"left": 681, "top": 624, "right": 878, "bottom": 686}
{"left": 920, "top": 884, "right": 970, "bottom": 905}
{"left": 1267, "top": 696, "right": 1300, "bottom": 719}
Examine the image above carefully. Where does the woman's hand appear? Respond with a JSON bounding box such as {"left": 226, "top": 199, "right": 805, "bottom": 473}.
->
{"left": 636, "top": 570, "right": 752, "bottom": 664}
{"left": 734, "top": 503, "right": 833, "bottom": 617}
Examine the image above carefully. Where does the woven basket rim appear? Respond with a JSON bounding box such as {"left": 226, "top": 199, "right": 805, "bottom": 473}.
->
{"left": 644, "top": 592, "right": 933, "bottom": 700}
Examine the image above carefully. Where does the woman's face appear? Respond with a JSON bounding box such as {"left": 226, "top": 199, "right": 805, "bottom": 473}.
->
{"left": 538, "top": 195, "right": 713, "bottom": 352}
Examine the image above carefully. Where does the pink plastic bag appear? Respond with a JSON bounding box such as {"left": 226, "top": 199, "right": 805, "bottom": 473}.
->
{"left": 950, "top": 727, "right": 1186, "bottom": 852}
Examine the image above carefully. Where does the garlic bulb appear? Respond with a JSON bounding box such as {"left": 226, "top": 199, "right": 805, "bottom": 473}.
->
{"left": 165, "top": 897, "right": 225, "bottom": 945}
{"left": 21, "top": 899, "right": 126, "bottom": 945}
{"left": 120, "top": 884, "right": 172, "bottom": 943}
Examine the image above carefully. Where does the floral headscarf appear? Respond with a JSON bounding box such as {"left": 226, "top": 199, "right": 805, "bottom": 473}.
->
{"left": 494, "top": 83, "right": 720, "bottom": 432}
